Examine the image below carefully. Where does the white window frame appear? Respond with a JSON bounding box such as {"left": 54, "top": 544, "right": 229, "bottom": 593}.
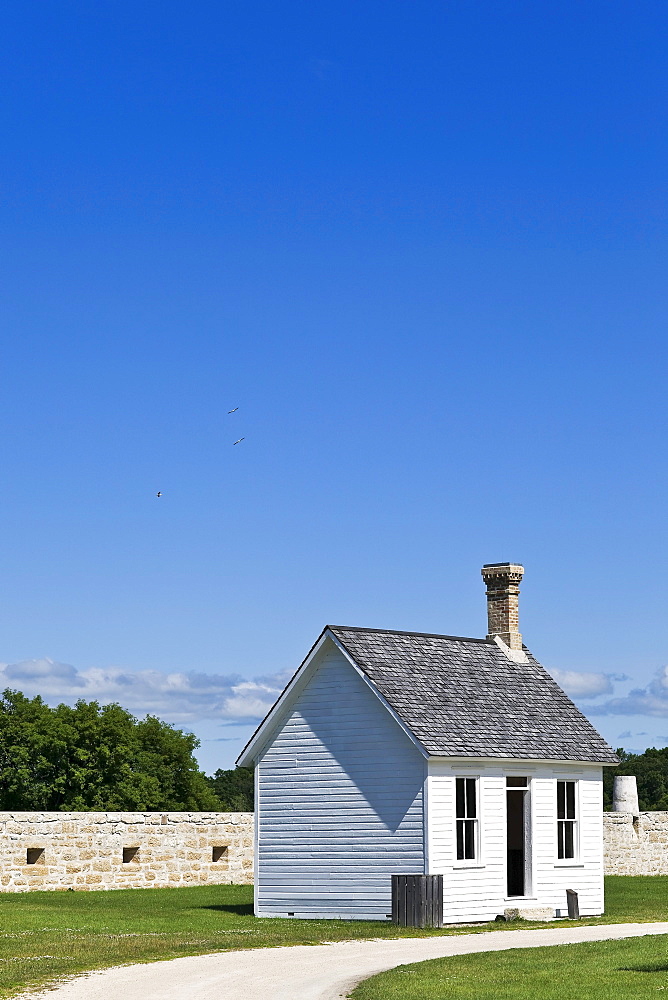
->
{"left": 455, "top": 776, "right": 479, "bottom": 862}
{"left": 556, "top": 779, "right": 579, "bottom": 861}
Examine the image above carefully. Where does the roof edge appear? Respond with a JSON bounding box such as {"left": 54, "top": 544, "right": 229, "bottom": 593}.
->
{"left": 327, "top": 630, "right": 429, "bottom": 759}
{"left": 236, "top": 627, "right": 330, "bottom": 767}
{"left": 426, "top": 752, "right": 620, "bottom": 766}
{"left": 328, "top": 624, "right": 491, "bottom": 644}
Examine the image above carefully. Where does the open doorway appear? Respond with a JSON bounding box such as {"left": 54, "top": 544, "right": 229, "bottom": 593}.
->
{"left": 506, "top": 778, "right": 530, "bottom": 897}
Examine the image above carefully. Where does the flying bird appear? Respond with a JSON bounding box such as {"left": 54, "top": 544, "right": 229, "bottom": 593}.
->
{"left": 156, "top": 492, "right": 162, "bottom": 497}
{"left": 233, "top": 438, "right": 245, "bottom": 445}
{"left": 228, "top": 407, "right": 239, "bottom": 413}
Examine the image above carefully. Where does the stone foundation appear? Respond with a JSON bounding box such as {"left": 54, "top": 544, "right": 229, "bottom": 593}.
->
{"left": 0, "top": 812, "right": 254, "bottom": 891}
{"left": 504, "top": 906, "right": 555, "bottom": 921}
{"left": 604, "top": 811, "right": 668, "bottom": 875}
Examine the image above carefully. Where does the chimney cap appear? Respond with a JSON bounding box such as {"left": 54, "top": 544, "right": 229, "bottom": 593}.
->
{"left": 481, "top": 562, "right": 524, "bottom": 575}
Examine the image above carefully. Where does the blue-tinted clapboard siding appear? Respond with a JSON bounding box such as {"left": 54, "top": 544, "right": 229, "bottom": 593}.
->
{"left": 256, "top": 641, "right": 426, "bottom": 919}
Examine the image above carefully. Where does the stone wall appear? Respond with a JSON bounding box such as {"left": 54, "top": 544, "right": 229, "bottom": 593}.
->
{"left": 0, "top": 812, "right": 254, "bottom": 891}
{"left": 604, "top": 811, "right": 668, "bottom": 875}
{"left": 11, "top": 809, "right": 663, "bottom": 888}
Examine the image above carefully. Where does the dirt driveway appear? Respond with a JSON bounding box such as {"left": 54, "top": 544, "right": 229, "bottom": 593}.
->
{"left": 18, "top": 921, "right": 668, "bottom": 1000}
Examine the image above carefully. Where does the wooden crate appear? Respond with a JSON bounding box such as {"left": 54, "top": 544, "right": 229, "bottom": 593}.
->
{"left": 391, "top": 874, "right": 443, "bottom": 928}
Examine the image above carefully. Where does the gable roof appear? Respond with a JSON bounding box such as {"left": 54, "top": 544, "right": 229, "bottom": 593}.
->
{"left": 327, "top": 626, "right": 619, "bottom": 764}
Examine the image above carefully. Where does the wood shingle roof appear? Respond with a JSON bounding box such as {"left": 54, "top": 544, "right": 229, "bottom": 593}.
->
{"left": 328, "top": 625, "right": 619, "bottom": 764}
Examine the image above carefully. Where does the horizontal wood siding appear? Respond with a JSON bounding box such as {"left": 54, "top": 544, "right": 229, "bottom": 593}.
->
{"left": 532, "top": 766, "right": 604, "bottom": 917}
{"left": 428, "top": 762, "right": 506, "bottom": 922}
{"left": 256, "top": 643, "right": 426, "bottom": 919}
{"left": 428, "top": 760, "right": 604, "bottom": 923}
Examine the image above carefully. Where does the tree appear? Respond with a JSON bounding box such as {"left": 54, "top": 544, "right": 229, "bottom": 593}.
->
{"left": 0, "top": 689, "right": 221, "bottom": 811}
{"left": 206, "top": 767, "right": 254, "bottom": 811}
{"left": 603, "top": 746, "right": 668, "bottom": 811}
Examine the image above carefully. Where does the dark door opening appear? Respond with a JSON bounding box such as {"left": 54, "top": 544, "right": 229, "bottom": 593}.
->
{"left": 506, "top": 790, "right": 525, "bottom": 897}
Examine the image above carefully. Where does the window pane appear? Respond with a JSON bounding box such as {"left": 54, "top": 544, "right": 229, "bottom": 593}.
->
{"left": 557, "top": 821, "right": 565, "bottom": 859}
{"left": 466, "top": 778, "right": 476, "bottom": 818}
{"left": 557, "top": 781, "right": 565, "bottom": 819}
{"left": 464, "top": 819, "right": 475, "bottom": 860}
{"left": 564, "top": 821, "right": 574, "bottom": 859}
{"left": 566, "top": 782, "right": 576, "bottom": 819}
{"left": 456, "top": 778, "right": 465, "bottom": 819}
{"left": 506, "top": 777, "right": 528, "bottom": 787}
{"left": 456, "top": 820, "right": 464, "bottom": 860}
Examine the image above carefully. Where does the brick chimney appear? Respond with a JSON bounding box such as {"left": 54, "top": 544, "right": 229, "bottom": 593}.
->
{"left": 481, "top": 563, "right": 525, "bottom": 650}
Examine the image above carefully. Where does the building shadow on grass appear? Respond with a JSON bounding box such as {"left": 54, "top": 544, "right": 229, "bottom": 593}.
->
{"left": 619, "top": 966, "right": 668, "bottom": 973}
{"left": 200, "top": 903, "right": 255, "bottom": 916}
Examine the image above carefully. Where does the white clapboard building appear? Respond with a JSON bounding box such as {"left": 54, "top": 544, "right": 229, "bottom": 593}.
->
{"left": 238, "top": 563, "right": 618, "bottom": 923}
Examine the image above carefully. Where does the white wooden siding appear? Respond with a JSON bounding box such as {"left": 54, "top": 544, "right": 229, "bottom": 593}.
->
{"left": 428, "top": 761, "right": 507, "bottom": 922}
{"left": 256, "top": 641, "right": 426, "bottom": 919}
{"left": 428, "top": 760, "right": 605, "bottom": 922}
{"left": 532, "top": 767, "right": 604, "bottom": 917}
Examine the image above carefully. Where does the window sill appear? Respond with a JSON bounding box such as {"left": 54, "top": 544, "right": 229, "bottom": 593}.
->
{"left": 554, "top": 861, "right": 585, "bottom": 868}
{"left": 452, "top": 862, "right": 486, "bottom": 870}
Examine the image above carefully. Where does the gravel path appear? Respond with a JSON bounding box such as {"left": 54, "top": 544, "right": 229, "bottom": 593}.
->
{"left": 18, "top": 922, "right": 668, "bottom": 1000}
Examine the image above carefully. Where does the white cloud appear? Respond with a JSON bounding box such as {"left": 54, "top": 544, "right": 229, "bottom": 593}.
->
{"left": 593, "top": 664, "right": 668, "bottom": 717}
{"left": 547, "top": 667, "right": 616, "bottom": 699}
{"left": 0, "top": 657, "right": 289, "bottom": 725}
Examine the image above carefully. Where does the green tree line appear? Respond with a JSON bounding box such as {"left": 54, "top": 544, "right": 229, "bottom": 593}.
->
{"left": 0, "top": 689, "right": 253, "bottom": 811}
{"left": 604, "top": 746, "right": 668, "bottom": 810}
{"left": 17, "top": 685, "right": 668, "bottom": 814}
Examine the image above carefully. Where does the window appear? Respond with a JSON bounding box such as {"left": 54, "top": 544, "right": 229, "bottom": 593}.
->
{"left": 26, "top": 848, "right": 44, "bottom": 865}
{"left": 122, "top": 847, "right": 140, "bottom": 863}
{"left": 456, "top": 777, "right": 478, "bottom": 860}
{"left": 557, "top": 780, "right": 577, "bottom": 859}
{"left": 211, "top": 846, "right": 228, "bottom": 862}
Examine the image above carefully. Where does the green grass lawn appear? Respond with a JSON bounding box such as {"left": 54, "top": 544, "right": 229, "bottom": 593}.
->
{"left": 349, "top": 935, "right": 668, "bottom": 1000}
{"left": 349, "top": 876, "right": 668, "bottom": 1000}
{"left": 0, "top": 876, "right": 665, "bottom": 999}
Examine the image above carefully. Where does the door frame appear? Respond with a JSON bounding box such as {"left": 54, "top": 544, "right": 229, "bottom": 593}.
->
{"left": 505, "top": 778, "right": 533, "bottom": 899}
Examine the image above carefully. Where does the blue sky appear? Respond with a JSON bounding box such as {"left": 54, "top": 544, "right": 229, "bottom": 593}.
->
{"left": 1, "top": 1, "right": 668, "bottom": 770}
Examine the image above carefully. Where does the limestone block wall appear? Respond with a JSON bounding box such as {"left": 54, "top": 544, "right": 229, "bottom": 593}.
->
{"left": 604, "top": 811, "right": 668, "bottom": 875}
{"left": 0, "top": 812, "right": 254, "bottom": 891}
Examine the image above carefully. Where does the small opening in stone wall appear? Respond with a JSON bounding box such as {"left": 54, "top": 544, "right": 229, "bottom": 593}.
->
{"left": 122, "top": 846, "right": 140, "bottom": 863}
{"left": 26, "top": 848, "right": 45, "bottom": 865}
{"left": 212, "top": 846, "right": 228, "bottom": 862}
